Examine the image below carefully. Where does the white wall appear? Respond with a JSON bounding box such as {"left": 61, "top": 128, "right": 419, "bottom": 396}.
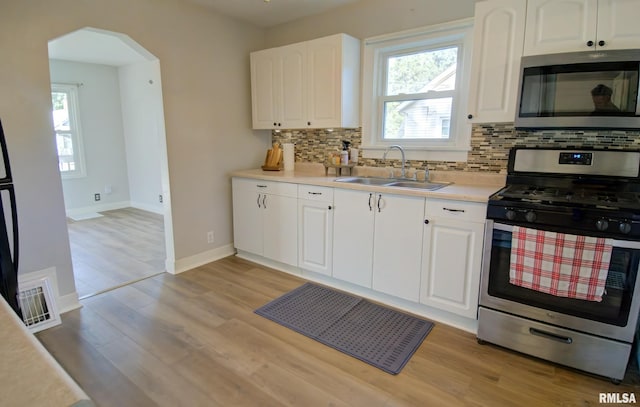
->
{"left": 49, "top": 59, "right": 131, "bottom": 214}
{"left": 265, "top": 0, "right": 477, "bottom": 46}
{"left": 119, "top": 61, "right": 163, "bottom": 214}
{"left": 0, "top": 0, "right": 268, "bottom": 302}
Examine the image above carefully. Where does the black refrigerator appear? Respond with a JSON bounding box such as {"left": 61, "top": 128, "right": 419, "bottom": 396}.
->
{"left": 0, "top": 119, "right": 20, "bottom": 317}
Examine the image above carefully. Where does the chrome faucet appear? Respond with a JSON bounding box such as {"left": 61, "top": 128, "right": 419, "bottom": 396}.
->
{"left": 383, "top": 145, "right": 406, "bottom": 179}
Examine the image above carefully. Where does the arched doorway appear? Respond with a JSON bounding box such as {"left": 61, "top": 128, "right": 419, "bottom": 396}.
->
{"left": 48, "top": 27, "right": 174, "bottom": 298}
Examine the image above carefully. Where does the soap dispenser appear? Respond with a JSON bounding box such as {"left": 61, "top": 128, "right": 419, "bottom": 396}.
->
{"left": 341, "top": 140, "right": 351, "bottom": 165}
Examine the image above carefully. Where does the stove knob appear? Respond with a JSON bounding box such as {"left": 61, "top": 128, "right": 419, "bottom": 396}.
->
{"left": 619, "top": 222, "right": 632, "bottom": 234}
{"left": 596, "top": 218, "right": 609, "bottom": 231}
{"left": 505, "top": 209, "right": 517, "bottom": 221}
{"left": 525, "top": 211, "right": 537, "bottom": 223}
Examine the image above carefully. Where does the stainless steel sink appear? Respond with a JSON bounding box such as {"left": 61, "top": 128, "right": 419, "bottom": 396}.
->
{"left": 333, "top": 177, "right": 397, "bottom": 186}
{"left": 385, "top": 180, "right": 451, "bottom": 191}
{"left": 334, "top": 177, "right": 451, "bottom": 191}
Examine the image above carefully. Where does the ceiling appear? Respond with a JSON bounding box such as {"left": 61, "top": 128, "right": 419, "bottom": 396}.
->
{"left": 48, "top": 28, "right": 155, "bottom": 67}
{"left": 48, "top": 1, "right": 361, "bottom": 66}
{"left": 188, "top": 0, "right": 361, "bottom": 28}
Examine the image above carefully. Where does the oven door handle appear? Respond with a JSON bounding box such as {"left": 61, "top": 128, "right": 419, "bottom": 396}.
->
{"left": 490, "top": 221, "right": 640, "bottom": 249}
{"left": 529, "top": 328, "right": 573, "bottom": 344}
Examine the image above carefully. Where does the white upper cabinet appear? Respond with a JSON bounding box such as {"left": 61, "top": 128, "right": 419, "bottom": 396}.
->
{"left": 467, "top": 0, "right": 526, "bottom": 123}
{"left": 250, "top": 34, "right": 360, "bottom": 130}
{"left": 524, "top": 0, "right": 640, "bottom": 55}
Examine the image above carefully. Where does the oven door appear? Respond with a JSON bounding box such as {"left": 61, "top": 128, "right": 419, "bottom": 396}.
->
{"left": 479, "top": 221, "right": 640, "bottom": 342}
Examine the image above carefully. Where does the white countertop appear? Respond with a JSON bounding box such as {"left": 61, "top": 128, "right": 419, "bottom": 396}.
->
{"left": 230, "top": 164, "right": 505, "bottom": 203}
{"left": 0, "top": 299, "right": 93, "bottom": 406}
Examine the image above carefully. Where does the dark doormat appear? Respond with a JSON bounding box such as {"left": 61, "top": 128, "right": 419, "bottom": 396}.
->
{"left": 254, "top": 282, "right": 434, "bottom": 374}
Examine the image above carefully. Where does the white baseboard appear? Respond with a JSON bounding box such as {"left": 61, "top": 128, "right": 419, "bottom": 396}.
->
{"left": 58, "top": 292, "right": 82, "bottom": 314}
{"left": 66, "top": 201, "right": 130, "bottom": 218}
{"left": 170, "top": 244, "right": 236, "bottom": 275}
{"left": 130, "top": 200, "right": 163, "bottom": 215}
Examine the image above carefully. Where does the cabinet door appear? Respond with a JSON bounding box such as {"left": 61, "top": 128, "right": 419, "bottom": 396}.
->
{"left": 263, "top": 194, "right": 298, "bottom": 266}
{"left": 298, "top": 199, "right": 333, "bottom": 276}
{"left": 596, "top": 0, "right": 640, "bottom": 50}
{"left": 250, "top": 49, "right": 280, "bottom": 129}
{"left": 279, "top": 42, "right": 308, "bottom": 129}
{"left": 468, "top": 0, "right": 526, "bottom": 124}
{"left": 523, "top": 0, "right": 598, "bottom": 55}
{"left": 372, "top": 194, "right": 425, "bottom": 302}
{"left": 421, "top": 218, "right": 484, "bottom": 318}
{"left": 306, "top": 35, "right": 341, "bottom": 129}
{"left": 232, "top": 178, "right": 263, "bottom": 255}
{"left": 332, "top": 189, "right": 375, "bottom": 287}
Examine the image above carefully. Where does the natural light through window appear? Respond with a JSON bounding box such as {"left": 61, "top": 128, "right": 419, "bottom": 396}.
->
{"left": 51, "top": 84, "right": 85, "bottom": 178}
{"left": 361, "top": 19, "right": 473, "bottom": 161}
{"left": 383, "top": 47, "right": 457, "bottom": 140}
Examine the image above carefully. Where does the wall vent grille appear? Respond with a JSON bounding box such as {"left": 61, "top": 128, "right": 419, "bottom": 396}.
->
{"left": 18, "top": 277, "right": 61, "bottom": 333}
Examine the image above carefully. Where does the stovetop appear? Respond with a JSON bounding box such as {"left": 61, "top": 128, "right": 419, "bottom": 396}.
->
{"left": 494, "top": 184, "right": 640, "bottom": 211}
{"left": 487, "top": 148, "right": 640, "bottom": 239}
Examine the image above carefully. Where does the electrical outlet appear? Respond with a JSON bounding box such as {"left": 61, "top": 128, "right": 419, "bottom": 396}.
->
{"left": 207, "top": 231, "right": 214, "bottom": 244}
{"left": 159, "top": 194, "right": 163, "bottom": 203}
{"left": 94, "top": 193, "right": 101, "bottom": 201}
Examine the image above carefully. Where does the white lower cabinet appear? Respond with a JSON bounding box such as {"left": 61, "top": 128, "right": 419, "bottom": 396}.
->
{"left": 371, "top": 193, "right": 425, "bottom": 302}
{"left": 232, "top": 178, "right": 298, "bottom": 266}
{"left": 421, "top": 199, "right": 486, "bottom": 318}
{"left": 332, "top": 189, "right": 375, "bottom": 287}
{"left": 332, "top": 188, "right": 425, "bottom": 302}
{"left": 232, "top": 177, "right": 489, "bottom": 321}
{"left": 298, "top": 185, "right": 334, "bottom": 276}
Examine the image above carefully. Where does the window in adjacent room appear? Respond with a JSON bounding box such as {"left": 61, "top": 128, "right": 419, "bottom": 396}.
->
{"left": 51, "top": 84, "right": 86, "bottom": 178}
{"left": 362, "top": 19, "right": 473, "bottom": 162}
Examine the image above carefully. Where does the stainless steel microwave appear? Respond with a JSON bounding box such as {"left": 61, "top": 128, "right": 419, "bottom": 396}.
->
{"left": 515, "top": 50, "right": 640, "bottom": 130}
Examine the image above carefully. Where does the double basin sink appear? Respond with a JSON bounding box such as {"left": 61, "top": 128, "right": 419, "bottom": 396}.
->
{"left": 334, "top": 176, "right": 451, "bottom": 191}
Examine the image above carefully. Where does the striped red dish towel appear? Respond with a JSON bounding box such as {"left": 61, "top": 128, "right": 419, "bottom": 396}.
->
{"left": 509, "top": 226, "right": 613, "bottom": 302}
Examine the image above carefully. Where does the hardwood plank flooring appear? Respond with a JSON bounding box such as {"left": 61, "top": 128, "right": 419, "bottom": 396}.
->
{"left": 37, "top": 256, "right": 640, "bottom": 406}
{"left": 67, "top": 208, "right": 165, "bottom": 298}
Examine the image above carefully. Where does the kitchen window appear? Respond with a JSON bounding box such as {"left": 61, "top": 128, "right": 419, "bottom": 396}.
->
{"left": 361, "top": 19, "right": 473, "bottom": 162}
{"left": 51, "top": 84, "right": 86, "bottom": 178}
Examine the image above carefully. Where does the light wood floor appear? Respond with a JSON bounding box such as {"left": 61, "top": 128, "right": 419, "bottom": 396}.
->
{"left": 37, "top": 256, "right": 640, "bottom": 406}
{"left": 67, "top": 208, "right": 165, "bottom": 298}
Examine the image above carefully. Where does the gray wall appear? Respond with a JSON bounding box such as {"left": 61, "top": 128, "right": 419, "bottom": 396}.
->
{"left": 49, "top": 59, "right": 132, "bottom": 213}
{"left": 0, "top": 0, "right": 268, "bottom": 301}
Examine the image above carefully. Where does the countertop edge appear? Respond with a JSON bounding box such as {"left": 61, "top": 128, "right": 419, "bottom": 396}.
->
{"left": 230, "top": 168, "right": 504, "bottom": 203}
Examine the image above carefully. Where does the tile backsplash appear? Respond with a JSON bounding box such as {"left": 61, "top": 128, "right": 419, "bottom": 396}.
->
{"left": 272, "top": 125, "right": 640, "bottom": 174}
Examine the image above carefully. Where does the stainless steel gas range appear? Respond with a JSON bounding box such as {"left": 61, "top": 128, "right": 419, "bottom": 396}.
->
{"left": 478, "top": 147, "right": 640, "bottom": 382}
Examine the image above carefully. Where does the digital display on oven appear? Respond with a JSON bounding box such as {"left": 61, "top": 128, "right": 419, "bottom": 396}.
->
{"left": 559, "top": 152, "right": 592, "bottom": 165}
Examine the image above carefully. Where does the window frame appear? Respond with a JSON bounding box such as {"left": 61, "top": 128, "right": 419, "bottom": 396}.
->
{"left": 51, "top": 83, "right": 86, "bottom": 179}
{"left": 361, "top": 19, "right": 474, "bottom": 162}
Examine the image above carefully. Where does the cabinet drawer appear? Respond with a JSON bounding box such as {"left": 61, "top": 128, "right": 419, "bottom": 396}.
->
{"left": 252, "top": 180, "right": 298, "bottom": 197}
{"left": 298, "top": 185, "right": 333, "bottom": 202}
{"left": 425, "top": 199, "right": 486, "bottom": 222}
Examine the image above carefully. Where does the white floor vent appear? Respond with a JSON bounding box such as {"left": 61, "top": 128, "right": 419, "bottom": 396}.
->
{"left": 18, "top": 276, "right": 61, "bottom": 333}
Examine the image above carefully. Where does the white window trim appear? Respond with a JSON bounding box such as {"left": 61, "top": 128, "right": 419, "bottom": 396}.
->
{"left": 51, "top": 83, "right": 86, "bottom": 179}
{"left": 361, "top": 18, "right": 474, "bottom": 162}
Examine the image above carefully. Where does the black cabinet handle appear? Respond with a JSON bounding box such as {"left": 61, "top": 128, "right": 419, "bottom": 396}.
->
{"left": 424, "top": 219, "right": 430, "bottom": 225}
{"left": 377, "top": 194, "right": 382, "bottom": 213}
{"left": 257, "top": 194, "right": 261, "bottom": 208}
{"left": 308, "top": 192, "right": 322, "bottom": 195}
{"left": 328, "top": 205, "right": 332, "bottom": 210}
{"left": 368, "top": 193, "right": 373, "bottom": 211}
{"left": 587, "top": 40, "right": 594, "bottom": 47}
{"left": 467, "top": 114, "right": 473, "bottom": 119}
{"left": 307, "top": 122, "right": 311, "bottom": 126}
{"left": 598, "top": 40, "right": 606, "bottom": 47}
{"left": 443, "top": 207, "right": 465, "bottom": 213}
{"left": 257, "top": 184, "right": 267, "bottom": 188}
{"left": 262, "top": 195, "right": 267, "bottom": 209}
